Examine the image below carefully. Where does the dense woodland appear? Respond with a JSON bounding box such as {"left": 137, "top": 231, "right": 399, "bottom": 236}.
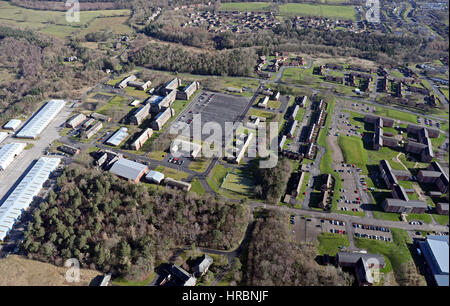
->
{"left": 0, "top": 26, "right": 116, "bottom": 125}
{"left": 251, "top": 158, "right": 292, "bottom": 203}
{"left": 244, "top": 210, "right": 354, "bottom": 286}
{"left": 129, "top": 43, "right": 258, "bottom": 76}
{"left": 22, "top": 168, "right": 249, "bottom": 280}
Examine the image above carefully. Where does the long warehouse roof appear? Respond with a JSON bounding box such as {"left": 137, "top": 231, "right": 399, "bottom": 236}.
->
{"left": 0, "top": 157, "right": 61, "bottom": 241}
{"left": 0, "top": 142, "right": 26, "bottom": 171}
{"left": 16, "top": 100, "right": 66, "bottom": 139}
{"left": 0, "top": 132, "right": 7, "bottom": 144}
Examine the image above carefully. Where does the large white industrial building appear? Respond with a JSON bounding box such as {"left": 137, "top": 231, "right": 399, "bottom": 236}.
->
{"left": 0, "top": 142, "right": 26, "bottom": 171}
{"left": 0, "top": 132, "right": 7, "bottom": 144}
{"left": 16, "top": 100, "right": 66, "bottom": 139}
{"left": 0, "top": 157, "right": 61, "bottom": 241}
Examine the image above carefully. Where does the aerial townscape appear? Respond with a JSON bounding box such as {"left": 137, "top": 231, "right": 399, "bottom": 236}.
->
{"left": 0, "top": 0, "right": 448, "bottom": 291}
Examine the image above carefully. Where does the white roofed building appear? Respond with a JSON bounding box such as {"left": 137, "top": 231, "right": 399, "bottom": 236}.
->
{"left": 0, "top": 157, "right": 61, "bottom": 241}
{"left": 3, "top": 119, "right": 22, "bottom": 131}
{"left": 0, "top": 132, "right": 7, "bottom": 144}
{"left": 16, "top": 100, "right": 66, "bottom": 139}
{"left": 0, "top": 142, "right": 26, "bottom": 171}
{"left": 106, "top": 127, "right": 129, "bottom": 147}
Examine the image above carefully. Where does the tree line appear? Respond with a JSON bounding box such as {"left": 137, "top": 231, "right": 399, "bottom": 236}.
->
{"left": 129, "top": 43, "right": 258, "bottom": 76}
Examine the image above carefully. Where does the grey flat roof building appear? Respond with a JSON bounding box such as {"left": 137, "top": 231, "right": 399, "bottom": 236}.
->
{"left": 109, "top": 158, "right": 148, "bottom": 183}
{"left": 419, "top": 235, "right": 449, "bottom": 286}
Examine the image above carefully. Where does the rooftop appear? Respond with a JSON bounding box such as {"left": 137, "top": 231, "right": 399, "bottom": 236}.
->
{"left": 0, "top": 157, "right": 61, "bottom": 241}
{"left": 420, "top": 235, "right": 449, "bottom": 286}
{"left": 0, "top": 143, "right": 26, "bottom": 171}
{"left": 16, "top": 100, "right": 66, "bottom": 139}
{"left": 106, "top": 127, "right": 129, "bottom": 147}
{"left": 3, "top": 119, "right": 21, "bottom": 130}
{"left": 146, "top": 170, "right": 165, "bottom": 183}
{"left": 109, "top": 158, "right": 148, "bottom": 182}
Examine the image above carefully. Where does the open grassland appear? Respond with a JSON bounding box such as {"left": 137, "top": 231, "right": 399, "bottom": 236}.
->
{"left": 188, "top": 158, "right": 211, "bottom": 173}
{"left": 367, "top": 147, "right": 405, "bottom": 171}
{"left": 211, "top": 164, "right": 232, "bottom": 186}
{"left": 317, "top": 233, "right": 350, "bottom": 256}
{"left": 338, "top": 135, "right": 368, "bottom": 170}
{"left": 78, "top": 16, "right": 132, "bottom": 37}
{"left": 147, "top": 150, "right": 166, "bottom": 161}
{"left": 278, "top": 3, "right": 356, "bottom": 20}
{"left": 154, "top": 165, "right": 189, "bottom": 181}
{"left": 355, "top": 228, "right": 412, "bottom": 273}
{"left": 0, "top": 1, "right": 130, "bottom": 38}
{"left": 406, "top": 213, "right": 432, "bottom": 224}
{"left": 96, "top": 95, "right": 131, "bottom": 118}
{"left": 374, "top": 107, "right": 417, "bottom": 123}
{"left": 0, "top": 255, "right": 102, "bottom": 286}
{"left": 191, "top": 178, "right": 206, "bottom": 195}
{"left": 222, "top": 168, "right": 255, "bottom": 195}
{"left": 432, "top": 214, "right": 449, "bottom": 226}
{"left": 248, "top": 108, "right": 276, "bottom": 122}
{"left": 112, "top": 273, "right": 155, "bottom": 286}
{"left": 220, "top": 2, "right": 272, "bottom": 11}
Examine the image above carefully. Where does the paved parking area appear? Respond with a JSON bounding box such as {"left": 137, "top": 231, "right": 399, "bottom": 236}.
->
{"left": 353, "top": 223, "right": 393, "bottom": 242}
{"left": 335, "top": 163, "right": 366, "bottom": 213}
{"left": 290, "top": 215, "right": 322, "bottom": 243}
{"left": 328, "top": 103, "right": 372, "bottom": 216}
{"left": 320, "top": 218, "right": 347, "bottom": 235}
{"left": 174, "top": 91, "right": 252, "bottom": 142}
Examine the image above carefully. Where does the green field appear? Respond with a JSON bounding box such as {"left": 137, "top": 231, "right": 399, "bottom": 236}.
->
{"left": 367, "top": 147, "right": 405, "bottom": 171}
{"left": 374, "top": 107, "right": 418, "bottom": 124}
{"left": 372, "top": 211, "right": 402, "bottom": 222}
{"left": 222, "top": 168, "right": 255, "bottom": 195}
{"left": 432, "top": 214, "right": 449, "bottom": 226}
{"left": 78, "top": 16, "right": 132, "bottom": 37}
{"left": 188, "top": 158, "right": 211, "bottom": 173}
{"left": 0, "top": 1, "right": 130, "bottom": 38}
{"left": 112, "top": 273, "right": 155, "bottom": 286}
{"left": 191, "top": 178, "right": 205, "bottom": 195}
{"left": 220, "top": 2, "right": 272, "bottom": 11}
{"left": 278, "top": 3, "right": 356, "bottom": 20}
{"left": 210, "top": 164, "right": 232, "bottom": 186}
{"left": 406, "top": 213, "right": 432, "bottom": 224}
{"left": 354, "top": 228, "right": 412, "bottom": 273}
{"left": 96, "top": 95, "right": 131, "bottom": 118}
{"left": 248, "top": 109, "right": 276, "bottom": 121}
{"left": 317, "top": 232, "right": 350, "bottom": 256}
{"left": 154, "top": 165, "right": 189, "bottom": 181}
{"left": 281, "top": 67, "right": 321, "bottom": 86}
{"left": 338, "top": 135, "right": 368, "bottom": 170}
